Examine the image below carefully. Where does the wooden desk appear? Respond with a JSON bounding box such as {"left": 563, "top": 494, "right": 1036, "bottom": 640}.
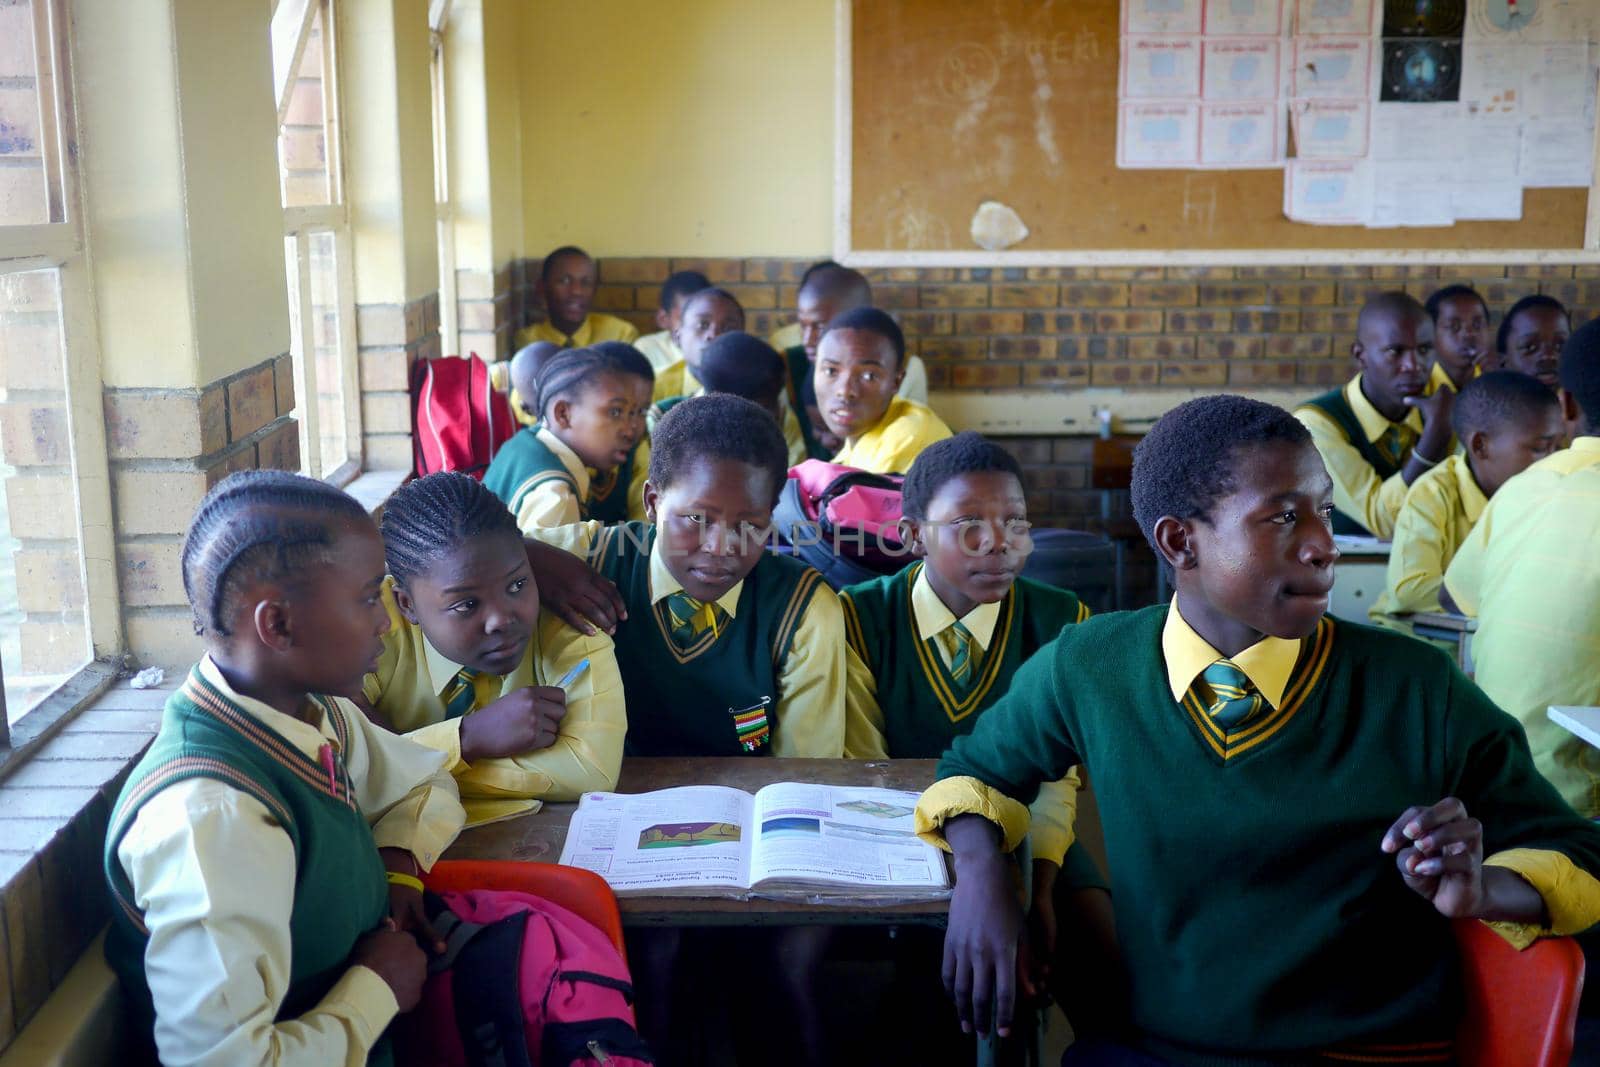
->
{"left": 1549, "top": 707, "right": 1600, "bottom": 748}
{"left": 444, "top": 757, "right": 951, "bottom": 927}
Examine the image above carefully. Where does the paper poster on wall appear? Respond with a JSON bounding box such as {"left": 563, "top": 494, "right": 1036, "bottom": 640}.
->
{"left": 1122, "top": 36, "right": 1204, "bottom": 98}
{"left": 1118, "top": 102, "right": 1203, "bottom": 167}
{"left": 1371, "top": 102, "right": 1462, "bottom": 163}
{"left": 1203, "top": 39, "right": 1282, "bottom": 100}
{"left": 1523, "top": 42, "right": 1595, "bottom": 122}
{"left": 1293, "top": 0, "right": 1375, "bottom": 36}
{"left": 1369, "top": 161, "right": 1454, "bottom": 227}
{"left": 1200, "top": 102, "right": 1286, "bottom": 165}
{"left": 1382, "top": 0, "right": 1464, "bottom": 38}
{"left": 1520, "top": 118, "right": 1596, "bottom": 187}
{"left": 1125, "top": 0, "right": 1204, "bottom": 35}
{"left": 1203, "top": 0, "right": 1285, "bottom": 35}
{"left": 1291, "top": 37, "right": 1373, "bottom": 98}
{"left": 1460, "top": 42, "right": 1525, "bottom": 116}
{"left": 1379, "top": 38, "right": 1462, "bottom": 102}
{"left": 1291, "top": 98, "right": 1370, "bottom": 157}
{"left": 1285, "top": 158, "right": 1372, "bottom": 223}
{"left": 1468, "top": 0, "right": 1600, "bottom": 44}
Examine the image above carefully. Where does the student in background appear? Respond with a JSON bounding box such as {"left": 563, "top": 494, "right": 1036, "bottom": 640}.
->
{"left": 650, "top": 286, "right": 743, "bottom": 401}
{"left": 105, "top": 471, "right": 466, "bottom": 1067}
{"left": 515, "top": 245, "right": 639, "bottom": 350}
{"left": 652, "top": 330, "right": 808, "bottom": 465}
{"left": 483, "top": 345, "right": 650, "bottom": 532}
{"left": 841, "top": 433, "right": 1117, "bottom": 1056}
{"left": 768, "top": 258, "right": 840, "bottom": 353}
{"left": 1374, "top": 371, "right": 1563, "bottom": 619}
{"left": 1446, "top": 320, "right": 1600, "bottom": 818}
{"left": 1295, "top": 291, "right": 1455, "bottom": 538}
{"left": 634, "top": 269, "right": 710, "bottom": 374}
{"left": 816, "top": 307, "right": 952, "bottom": 475}
{"left": 1424, "top": 284, "right": 1491, "bottom": 393}
{"left": 1496, "top": 293, "right": 1568, "bottom": 391}
{"left": 360, "top": 472, "right": 625, "bottom": 827}
{"left": 492, "top": 340, "right": 561, "bottom": 428}
{"left": 584, "top": 341, "right": 654, "bottom": 524}
{"left": 919, "top": 395, "right": 1600, "bottom": 1062}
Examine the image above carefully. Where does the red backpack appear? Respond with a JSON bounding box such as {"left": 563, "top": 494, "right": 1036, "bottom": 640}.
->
{"left": 400, "top": 888, "right": 653, "bottom": 1067}
{"left": 412, "top": 354, "right": 517, "bottom": 480}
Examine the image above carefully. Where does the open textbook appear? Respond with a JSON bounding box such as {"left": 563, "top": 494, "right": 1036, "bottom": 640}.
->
{"left": 558, "top": 782, "right": 951, "bottom": 903}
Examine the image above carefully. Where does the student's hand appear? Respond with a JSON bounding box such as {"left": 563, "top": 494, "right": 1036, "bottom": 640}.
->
{"left": 459, "top": 686, "right": 567, "bottom": 763}
{"left": 524, "top": 538, "right": 627, "bottom": 635}
{"left": 1381, "top": 797, "right": 1487, "bottom": 918}
{"left": 353, "top": 923, "right": 428, "bottom": 1012}
{"left": 1021, "top": 859, "right": 1060, "bottom": 1002}
{"left": 380, "top": 848, "right": 446, "bottom": 955}
{"left": 942, "top": 815, "right": 1023, "bottom": 1039}
{"left": 1406, "top": 386, "right": 1456, "bottom": 457}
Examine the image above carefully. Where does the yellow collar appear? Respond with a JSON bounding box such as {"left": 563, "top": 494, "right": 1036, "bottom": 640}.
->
{"left": 198, "top": 655, "right": 341, "bottom": 759}
{"left": 910, "top": 564, "right": 1001, "bottom": 651}
{"left": 845, "top": 395, "right": 909, "bottom": 447}
{"left": 1452, "top": 453, "right": 1489, "bottom": 524}
{"left": 1161, "top": 599, "right": 1302, "bottom": 710}
{"left": 534, "top": 425, "right": 591, "bottom": 498}
{"left": 1571, "top": 436, "right": 1600, "bottom": 458}
{"left": 646, "top": 537, "right": 744, "bottom": 619}
{"left": 1347, "top": 373, "right": 1424, "bottom": 444}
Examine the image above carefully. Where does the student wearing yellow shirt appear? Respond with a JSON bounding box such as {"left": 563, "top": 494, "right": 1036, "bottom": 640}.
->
{"left": 514, "top": 245, "right": 639, "bottom": 350}
{"left": 489, "top": 339, "right": 560, "bottom": 428}
{"left": 1294, "top": 292, "right": 1455, "bottom": 538}
{"left": 1424, "top": 284, "right": 1492, "bottom": 394}
{"left": 1495, "top": 294, "right": 1568, "bottom": 392}
{"left": 1375, "top": 371, "right": 1564, "bottom": 620}
{"left": 633, "top": 269, "right": 708, "bottom": 374}
{"left": 816, "top": 306, "right": 952, "bottom": 474}
{"left": 651, "top": 330, "right": 809, "bottom": 466}
{"left": 1446, "top": 320, "right": 1600, "bottom": 818}
{"left": 649, "top": 286, "right": 743, "bottom": 401}
{"left": 361, "top": 472, "right": 625, "bottom": 827}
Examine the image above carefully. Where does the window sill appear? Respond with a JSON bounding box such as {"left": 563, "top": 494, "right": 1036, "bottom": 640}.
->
{"left": 344, "top": 467, "right": 409, "bottom": 516}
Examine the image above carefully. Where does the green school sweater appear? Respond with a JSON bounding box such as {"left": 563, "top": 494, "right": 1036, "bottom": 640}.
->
{"left": 587, "top": 441, "right": 638, "bottom": 523}
{"left": 104, "top": 668, "right": 392, "bottom": 1066}
{"left": 483, "top": 424, "right": 583, "bottom": 519}
{"left": 1301, "top": 387, "right": 1401, "bottom": 536}
{"left": 587, "top": 522, "right": 826, "bottom": 756}
{"left": 840, "top": 563, "right": 1088, "bottom": 758}
{"left": 935, "top": 606, "right": 1600, "bottom": 1066}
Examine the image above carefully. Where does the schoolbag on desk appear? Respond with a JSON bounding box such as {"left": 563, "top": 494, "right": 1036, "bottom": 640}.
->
{"left": 412, "top": 354, "right": 517, "bottom": 479}
{"left": 399, "top": 888, "right": 653, "bottom": 1067}
{"left": 771, "top": 459, "right": 907, "bottom": 590}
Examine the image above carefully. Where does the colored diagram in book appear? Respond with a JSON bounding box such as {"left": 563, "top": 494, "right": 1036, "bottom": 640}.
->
{"left": 823, "top": 820, "right": 915, "bottom": 843}
{"left": 837, "top": 799, "right": 916, "bottom": 820}
{"left": 637, "top": 821, "right": 742, "bottom": 849}
{"left": 761, "top": 816, "right": 823, "bottom": 839}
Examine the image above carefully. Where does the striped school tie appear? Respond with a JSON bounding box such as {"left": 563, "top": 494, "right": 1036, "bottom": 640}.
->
{"left": 939, "top": 621, "right": 978, "bottom": 689}
{"left": 440, "top": 667, "right": 485, "bottom": 720}
{"left": 665, "top": 591, "right": 722, "bottom": 651}
{"left": 1202, "top": 659, "right": 1263, "bottom": 730}
{"left": 1379, "top": 424, "right": 1415, "bottom": 468}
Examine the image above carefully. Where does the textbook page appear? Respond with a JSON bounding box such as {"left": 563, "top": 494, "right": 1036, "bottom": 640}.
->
{"left": 747, "top": 783, "right": 950, "bottom": 901}
{"left": 559, "top": 786, "right": 755, "bottom": 896}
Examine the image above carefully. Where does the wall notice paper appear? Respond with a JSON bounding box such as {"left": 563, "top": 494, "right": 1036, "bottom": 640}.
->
{"left": 1122, "top": 36, "right": 1204, "bottom": 98}
{"left": 1203, "top": 38, "right": 1282, "bottom": 100}
{"left": 1202, "top": 101, "right": 1285, "bottom": 166}
{"left": 1119, "top": 102, "right": 1203, "bottom": 166}
{"left": 1460, "top": 42, "right": 1525, "bottom": 116}
{"left": 1523, "top": 42, "right": 1596, "bottom": 123}
{"left": 1450, "top": 115, "right": 1523, "bottom": 219}
{"left": 1520, "top": 118, "right": 1596, "bottom": 188}
{"left": 1291, "top": 98, "right": 1370, "bottom": 158}
{"left": 1294, "top": 0, "right": 1375, "bottom": 36}
{"left": 1292, "top": 37, "right": 1374, "bottom": 98}
{"left": 1371, "top": 102, "right": 1462, "bottom": 163}
{"left": 1286, "top": 158, "right": 1372, "bottom": 223}
{"left": 558, "top": 784, "right": 951, "bottom": 902}
{"left": 1468, "top": 0, "right": 1600, "bottom": 44}
{"left": 1369, "top": 161, "right": 1453, "bottom": 227}
{"left": 1126, "top": 0, "right": 1203, "bottom": 35}
{"left": 1203, "top": 0, "right": 1284, "bottom": 36}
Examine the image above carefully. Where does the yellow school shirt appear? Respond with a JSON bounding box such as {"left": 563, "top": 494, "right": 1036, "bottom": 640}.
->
{"left": 488, "top": 360, "right": 538, "bottom": 428}
{"left": 511, "top": 427, "right": 589, "bottom": 532}
{"left": 842, "top": 568, "right": 1083, "bottom": 864}
{"left": 769, "top": 322, "right": 802, "bottom": 352}
{"left": 1445, "top": 437, "right": 1600, "bottom": 818}
{"left": 363, "top": 579, "right": 627, "bottom": 826}
{"left": 532, "top": 520, "right": 848, "bottom": 757}
{"left": 651, "top": 359, "right": 690, "bottom": 403}
{"left": 1372, "top": 453, "right": 1487, "bottom": 618}
{"left": 515, "top": 312, "right": 639, "bottom": 351}
{"left": 1294, "top": 374, "right": 1424, "bottom": 539}
{"left": 831, "top": 396, "right": 954, "bottom": 475}
{"left": 1426, "top": 360, "right": 1480, "bottom": 395}
{"left": 651, "top": 384, "right": 809, "bottom": 468}
{"left": 634, "top": 330, "right": 682, "bottom": 374}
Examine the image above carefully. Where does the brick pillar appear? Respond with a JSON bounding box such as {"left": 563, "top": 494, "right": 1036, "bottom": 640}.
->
{"left": 357, "top": 293, "right": 440, "bottom": 470}
{"left": 457, "top": 264, "right": 514, "bottom": 360}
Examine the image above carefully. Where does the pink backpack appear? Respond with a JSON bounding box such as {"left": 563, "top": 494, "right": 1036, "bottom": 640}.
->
{"left": 772, "top": 459, "right": 908, "bottom": 589}
{"left": 399, "top": 889, "right": 652, "bottom": 1067}
{"left": 412, "top": 354, "right": 518, "bottom": 480}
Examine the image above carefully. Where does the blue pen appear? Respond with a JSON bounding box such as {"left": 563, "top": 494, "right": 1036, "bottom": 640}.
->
{"left": 555, "top": 658, "right": 590, "bottom": 690}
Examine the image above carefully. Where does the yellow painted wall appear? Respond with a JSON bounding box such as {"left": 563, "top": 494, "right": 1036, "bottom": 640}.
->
{"left": 517, "top": 0, "right": 834, "bottom": 258}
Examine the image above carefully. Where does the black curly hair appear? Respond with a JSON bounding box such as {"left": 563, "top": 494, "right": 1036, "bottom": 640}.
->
{"left": 822, "top": 306, "right": 905, "bottom": 371}
{"left": 901, "top": 432, "right": 1024, "bottom": 522}
{"left": 648, "top": 393, "right": 788, "bottom": 506}
{"left": 379, "top": 471, "right": 522, "bottom": 587}
{"left": 1561, "top": 316, "right": 1600, "bottom": 432}
{"left": 533, "top": 343, "right": 652, "bottom": 422}
{"left": 1451, "top": 369, "right": 1561, "bottom": 441}
{"left": 1496, "top": 294, "right": 1568, "bottom": 356}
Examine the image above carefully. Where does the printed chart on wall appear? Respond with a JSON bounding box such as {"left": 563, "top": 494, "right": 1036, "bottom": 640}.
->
{"left": 849, "top": 1, "right": 1594, "bottom": 252}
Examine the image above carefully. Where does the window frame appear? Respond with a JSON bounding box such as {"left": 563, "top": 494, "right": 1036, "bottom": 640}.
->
{"left": 430, "top": 0, "right": 458, "bottom": 360}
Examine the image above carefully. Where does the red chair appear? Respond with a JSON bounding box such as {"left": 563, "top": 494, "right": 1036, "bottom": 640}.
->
{"left": 1454, "top": 918, "right": 1585, "bottom": 1067}
{"left": 423, "top": 859, "right": 625, "bottom": 952}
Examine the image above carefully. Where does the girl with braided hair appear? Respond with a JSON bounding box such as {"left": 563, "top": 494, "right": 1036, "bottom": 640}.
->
{"left": 103, "top": 469, "right": 466, "bottom": 1067}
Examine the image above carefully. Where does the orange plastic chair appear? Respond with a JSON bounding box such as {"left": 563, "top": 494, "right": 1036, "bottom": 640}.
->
{"left": 1454, "top": 919, "right": 1585, "bottom": 1067}
{"left": 423, "top": 859, "right": 626, "bottom": 953}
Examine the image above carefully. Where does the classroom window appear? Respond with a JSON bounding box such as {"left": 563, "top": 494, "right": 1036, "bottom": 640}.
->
{"left": 272, "top": 0, "right": 360, "bottom": 483}
{"left": 0, "top": 0, "right": 118, "bottom": 742}
{"left": 430, "top": 13, "right": 458, "bottom": 358}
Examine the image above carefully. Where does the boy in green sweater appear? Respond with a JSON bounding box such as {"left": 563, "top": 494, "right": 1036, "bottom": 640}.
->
{"left": 916, "top": 395, "right": 1600, "bottom": 1065}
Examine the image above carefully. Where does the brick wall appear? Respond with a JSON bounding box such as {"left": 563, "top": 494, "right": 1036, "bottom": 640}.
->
{"left": 357, "top": 292, "right": 440, "bottom": 471}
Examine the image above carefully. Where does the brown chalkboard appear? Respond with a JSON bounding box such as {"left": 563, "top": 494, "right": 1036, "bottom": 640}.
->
{"left": 849, "top": 0, "right": 1587, "bottom": 253}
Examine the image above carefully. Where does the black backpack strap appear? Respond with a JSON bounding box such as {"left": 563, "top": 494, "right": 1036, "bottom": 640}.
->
{"left": 447, "top": 904, "right": 536, "bottom": 1067}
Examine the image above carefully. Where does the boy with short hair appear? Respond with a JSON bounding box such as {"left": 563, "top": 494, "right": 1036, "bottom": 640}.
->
{"left": 1295, "top": 291, "right": 1456, "bottom": 538}
{"left": 918, "top": 394, "right": 1600, "bottom": 1063}
{"left": 768, "top": 259, "right": 840, "bottom": 353}
{"left": 815, "top": 307, "right": 951, "bottom": 475}
{"left": 633, "top": 269, "right": 710, "bottom": 374}
{"left": 651, "top": 331, "right": 803, "bottom": 463}
{"left": 1424, "top": 284, "right": 1491, "bottom": 393}
{"left": 496, "top": 340, "right": 560, "bottom": 428}
{"left": 1374, "top": 370, "right": 1564, "bottom": 618}
{"left": 514, "top": 246, "right": 639, "bottom": 350}
{"left": 1445, "top": 320, "right": 1600, "bottom": 818}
